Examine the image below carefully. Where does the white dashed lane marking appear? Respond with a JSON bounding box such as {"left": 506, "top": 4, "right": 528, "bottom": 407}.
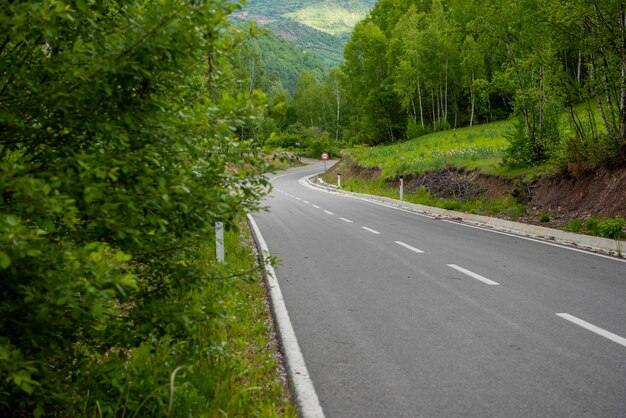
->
{"left": 447, "top": 264, "right": 500, "bottom": 286}
{"left": 557, "top": 313, "right": 626, "bottom": 348}
{"left": 395, "top": 241, "right": 425, "bottom": 254}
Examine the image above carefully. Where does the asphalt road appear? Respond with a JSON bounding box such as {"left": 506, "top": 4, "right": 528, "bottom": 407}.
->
{"left": 252, "top": 163, "right": 626, "bottom": 417}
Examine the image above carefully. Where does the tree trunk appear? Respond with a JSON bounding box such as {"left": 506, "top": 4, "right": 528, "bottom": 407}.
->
{"left": 417, "top": 80, "right": 424, "bottom": 128}
{"left": 431, "top": 87, "right": 436, "bottom": 126}
{"left": 438, "top": 77, "right": 443, "bottom": 123}
{"left": 507, "top": 40, "right": 535, "bottom": 148}
{"left": 577, "top": 51, "right": 582, "bottom": 83}
{"left": 619, "top": 9, "right": 626, "bottom": 144}
{"left": 600, "top": 52, "right": 619, "bottom": 142}
{"left": 537, "top": 61, "right": 545, "bottom": 159}
{"left": 469, "top": 70, "right": 475, "bottom": 127}
{"left": 591, "top": 53, "right": 612, "bottom": 138}
{"left": 444, "top": 59, "right": 449, "bottom": 122}
{"left": 388, "top": 119, "right": 395, "bottom": 142}
{"left": 335, "top": 80, "right": 340, "bottom": 142}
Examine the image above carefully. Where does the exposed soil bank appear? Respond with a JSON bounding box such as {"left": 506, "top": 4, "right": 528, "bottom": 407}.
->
{"left": 326, "top": 159, "right": 626, "bottom": 229}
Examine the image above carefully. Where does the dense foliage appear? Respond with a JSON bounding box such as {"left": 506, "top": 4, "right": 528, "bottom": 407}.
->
{"left": 240, "top": 28, "right": 327, "bottom": 93}
{"left": 340, "top": 0, "right": 626, "bottom": 167}
{"left": 0, "top": 0, "right": 272, "bottom": 414}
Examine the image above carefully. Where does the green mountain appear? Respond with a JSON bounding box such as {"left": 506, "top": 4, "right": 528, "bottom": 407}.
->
{"left": 233, "top": 0, "right": 375, "bottom": 66}
{"left": 250, "top": 29, "right": 328, "bottom": 92}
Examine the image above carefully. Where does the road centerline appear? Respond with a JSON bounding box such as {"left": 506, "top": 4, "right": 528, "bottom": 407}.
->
{"left": 361, "top": 226, "right": 381, "bottom": 235}
{"left": 312, "top": 205, "right": 320, "bottom": 209}
{"left": 556, "top": 313, "right": 626, "bottom": 348}
{"left": 340, "top": 217, "right": 354, "bottom": 223}
{"left": 447, "top": 264, "right": 500, "bottom": 286}
{"left": 324, "top": 210, "right": 335, "bottom": 215}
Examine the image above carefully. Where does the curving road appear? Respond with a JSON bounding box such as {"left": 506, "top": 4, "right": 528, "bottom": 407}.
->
{"left": 252, "top": 163, "right": 626, "bottom": 417}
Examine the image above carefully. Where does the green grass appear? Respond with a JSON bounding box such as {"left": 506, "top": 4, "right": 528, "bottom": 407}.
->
{"left": 346, "top": 101, "right": 608, "bottom": 180}
{"left": 284, "top": 2, "right": 371, "bottom": 36}
{"left": 562, "top": 216, "right": 626, "bottom": 239}
{"left": 74, "top": 223, "right": 296, "bottom": 417}
{"left": 346, "top": 120, "right": 521, "bottom": 179}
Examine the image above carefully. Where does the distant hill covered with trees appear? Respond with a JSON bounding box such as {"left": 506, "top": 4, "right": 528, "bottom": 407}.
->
{"left": 233, "top": 0, "right": 375, "bottom": 66}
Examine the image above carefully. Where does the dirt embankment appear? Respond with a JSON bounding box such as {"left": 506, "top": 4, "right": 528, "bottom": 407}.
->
{"left": 327, "top": 159, "right": 626, "bottom": 228}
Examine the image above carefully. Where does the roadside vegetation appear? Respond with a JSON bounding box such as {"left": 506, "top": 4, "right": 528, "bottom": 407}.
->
{"left": 69, "top": 226, "right": 296, "bottom": 417}
{"left": 323, "top": 174, "right": 527, "bottom": 219}
{"left": 562, "top": 217, "right": 626, "bottom": 240}
{"left": 0, "top": 1, "right": 294, "bottom": 415}
{"left": 345, "top": 121, "right": 515, "bottom": 178}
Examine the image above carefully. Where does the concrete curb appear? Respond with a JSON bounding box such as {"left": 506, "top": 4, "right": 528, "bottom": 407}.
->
{"left": 307, "top": 176, "right": 625, "bottom": 260}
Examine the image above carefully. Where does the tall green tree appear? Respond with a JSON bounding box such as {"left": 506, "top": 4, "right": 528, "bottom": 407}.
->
{"left": 546, "top": 0, "right": 626, "bottom": 163}
{"left": 344, "top": 20, "right": 404, "bottom": 143}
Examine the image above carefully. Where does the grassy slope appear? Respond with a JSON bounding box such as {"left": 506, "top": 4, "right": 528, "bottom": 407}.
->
{"left": 285, "top": 1, "right": 373, "bottom": 36}
{"left": 347, "top": 102, "right": 608, "bottom": 179}
{"left": 346, "top": 115, "right": 603, "bottom": 179}
{"left": 346, "top": 120, "right": 525, "bottom": 178}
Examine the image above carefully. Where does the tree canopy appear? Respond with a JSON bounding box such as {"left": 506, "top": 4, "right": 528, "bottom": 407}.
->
{"left": 340, "top": 0, "right": 626, "bottom": 166}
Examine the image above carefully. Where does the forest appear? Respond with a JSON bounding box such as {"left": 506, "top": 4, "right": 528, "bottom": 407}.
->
{"left": 254, "top": 0, "right": 626, "bottom": 168}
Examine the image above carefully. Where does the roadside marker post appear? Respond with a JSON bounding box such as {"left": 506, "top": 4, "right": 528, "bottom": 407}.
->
{"left": 400, "top": 176, "right": 404, "bottom": 201}
{"left": 337, "top": 174, "right": 341, "bottom": 188}
{"left": 216, "top": 221, "right": 225, "bottom": 263}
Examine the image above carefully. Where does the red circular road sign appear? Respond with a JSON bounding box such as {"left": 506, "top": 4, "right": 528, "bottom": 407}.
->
{"left": 321, "top": 152, "right": 329, "bottom": 160}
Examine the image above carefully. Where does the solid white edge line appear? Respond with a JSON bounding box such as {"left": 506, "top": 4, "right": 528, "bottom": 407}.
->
{"left": 441, "top": 220, "right": 626, "bottom": 264}
{"left": 323, "top": 210, "right": 334, "bottom": 215}
{"left": 556, "top": 313, "right": 626, "bottom": 348}
{"left": 340, "top": 217, "right": 354, "bottom": 223}
{"left": 297, "top": 172, "right": 625, "bottom": 264}
{"left": 395, "top": 241, "right": 425, "bottom": 254}
{"left": 361, "top": 226, "right": 381, "bottom": 235}
{"left": 247, "top": 214, "right": 325, "bottom": 418}
{"left": 447, "top": 264, "right": 500, "bottom": 286}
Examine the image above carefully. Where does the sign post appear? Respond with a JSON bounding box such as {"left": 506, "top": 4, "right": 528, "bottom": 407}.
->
{"left": 400, "top": 176, "right": 404, "bottom": 201}
{"left": 321, "top": 151, "right": 329, "bottom": 171}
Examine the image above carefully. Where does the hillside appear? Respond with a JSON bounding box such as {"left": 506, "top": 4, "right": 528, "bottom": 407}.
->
{"left": 250, "top": 29, "right": 327, "bottom": 91}
{"left": 327, "top": 114, "right": 626, "bottom": 238}
{"left": 232, "top": 0, "right": 375, "bottom": 66}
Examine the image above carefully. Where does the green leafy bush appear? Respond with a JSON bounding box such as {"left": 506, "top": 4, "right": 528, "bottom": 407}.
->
{"left": 539, "top": 213, "right": 551, "bottom": 223}
{"left": 0, "top": 0, "right": 270, "bottom": 414}
{"left": 597, "top": 217, "right": 626, "bottom": 239}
